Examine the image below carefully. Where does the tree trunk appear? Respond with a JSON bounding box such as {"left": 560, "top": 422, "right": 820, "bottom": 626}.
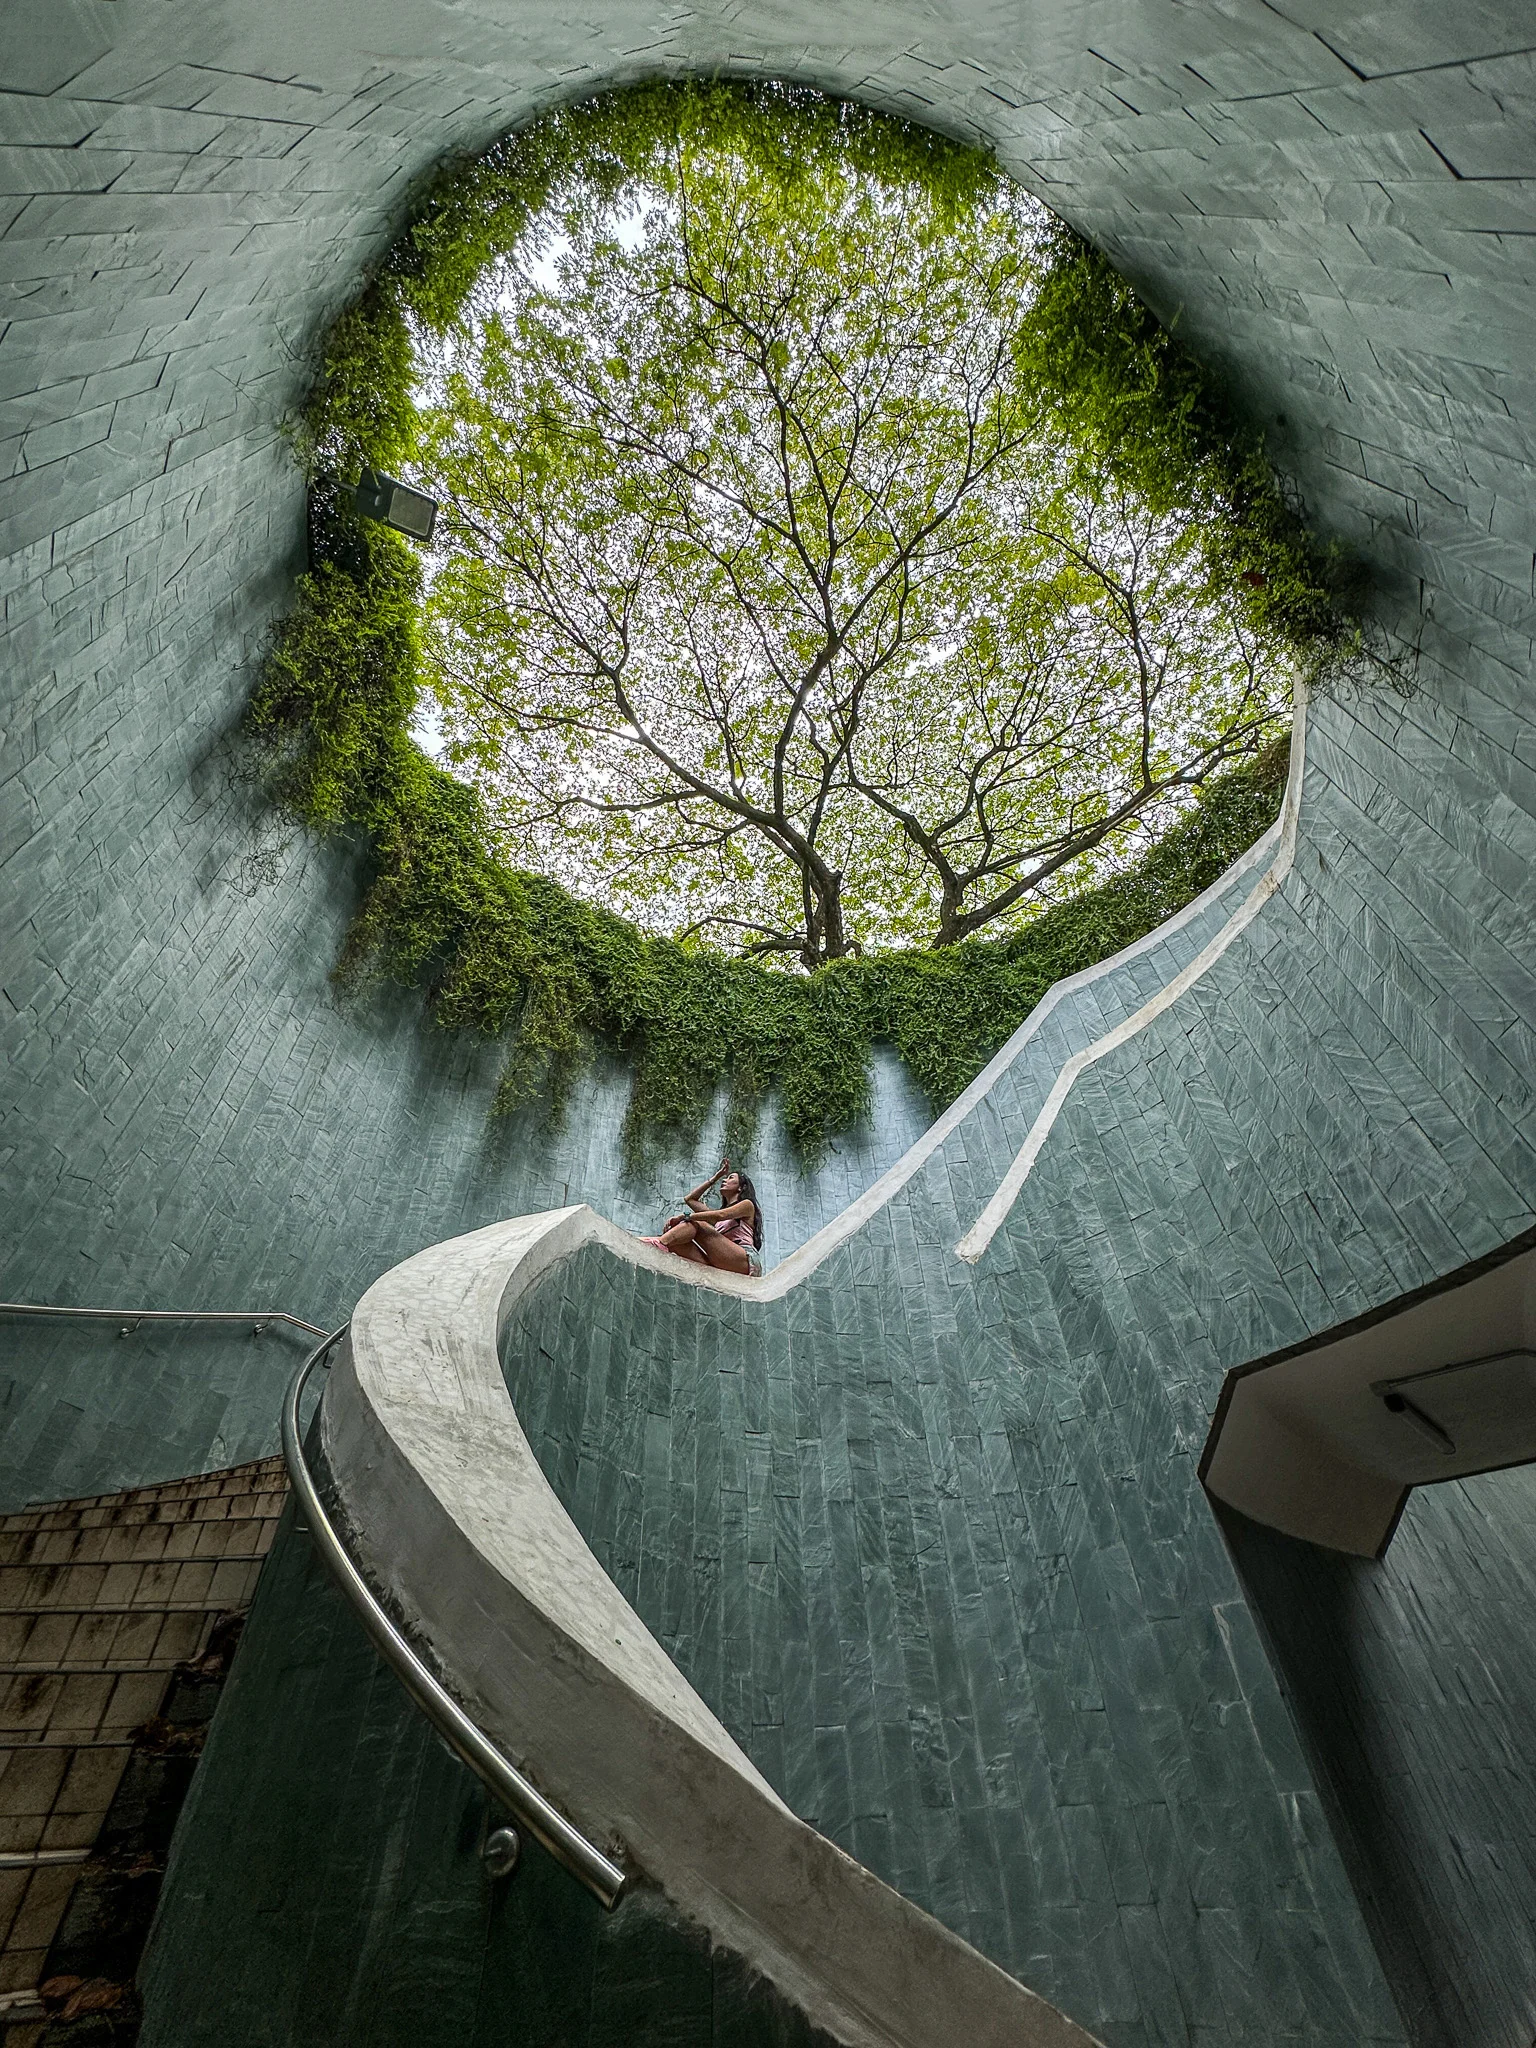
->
{"left": 801, "top": 869, "right": 850, "bottom": 969}
{"left": 933, "top": 881, "right": 964, "bottom": 948}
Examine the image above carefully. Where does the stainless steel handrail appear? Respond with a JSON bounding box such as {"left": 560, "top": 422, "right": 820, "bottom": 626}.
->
{"left": 1, "top": 1302, "right": 327, "bottom": 1338}
{"left": 282, "top": 1331, "right": 627, "bottom": 1910}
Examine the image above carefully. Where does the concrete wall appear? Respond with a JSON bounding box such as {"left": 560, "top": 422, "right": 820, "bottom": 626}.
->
{"left": 475, "top": 647, "right": 1536, "bottom": 2046}
{"left": 0, "top": 354, "right": 922, "bottom": 1506}
{"left": 4, "top": 3, "right": 1536, "bottom": 2045}
{"left": 0, "top": 990, "right": 926, "bottom": 1508}
{"left": 489, "top": 1227, "right": 1400, "bottom": 2045}
{"left": 145, "top": 659, "right": 1536, "bottom": 2046}
{"left": 1222, "top": 1470, "right": 1536, "bottom": 2048}
{"left": 142, "top": 1499, "right": 847, "bottom": 2048}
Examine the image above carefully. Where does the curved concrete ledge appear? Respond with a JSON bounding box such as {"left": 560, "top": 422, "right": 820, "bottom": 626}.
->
{"left": 619, "top": 700, "right": 1304, "bottom": 1303}
{"left": 312, "top": 719, "right": 1317, "bottom": 2044}
{"left": 322, "top": 1207, "right": 1102, "bottom": 2048}
{"left": 10, "top": 8, "right": 1536, "bottom": 2036}
{"left": 957, "top": 691, "right": 1309, "bottom": 1261}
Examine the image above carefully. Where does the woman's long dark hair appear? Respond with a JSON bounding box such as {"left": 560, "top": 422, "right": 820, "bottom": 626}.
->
{"left": 731, "top": 1171, "right": 764, "bottom": 1251}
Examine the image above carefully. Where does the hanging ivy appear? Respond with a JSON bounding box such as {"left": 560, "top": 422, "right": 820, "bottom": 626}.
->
{"left": 250, "top": 78, "right": 1353, "bottom": 1167}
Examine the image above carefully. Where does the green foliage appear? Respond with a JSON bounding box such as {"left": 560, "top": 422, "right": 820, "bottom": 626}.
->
{"left": 301, "top": 79, "right": 1359, "bottom": 682}
{"left": 1015, "top": 222, "right": 1364, "bottom": 679}
{"left": 252, "top": 495, "right": 421, "bottom": 829}
{"left": 416, "top": 112, "right": 1289, "bottom": 964}
{"left": 250, "top": 491, "right": 1287, "bottom": 1163}
{"left": 301, "top": 80, "right": 991, "bottom": 479}
{"left": 261, "top": 77, "right": 1326, "bottom": 1165}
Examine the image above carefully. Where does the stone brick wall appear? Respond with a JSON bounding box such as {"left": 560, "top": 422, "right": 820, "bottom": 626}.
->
{"left": 3, "top": 5, "right": 1536, "bottom": 2046}
{"left": 0, "top": 1036, "right": 926, "bottom": 1511}
{"left": 472, "top": 647, "right": 1536, "bottom": 2043}
{"left": 146, "top": 651, "right": 1536, "bottom": 2045}
{"left": 140, "top": 1496, "right": 849, "bottom": 2048}
{"left": 2, "top": 2, "right": 1533, "bottom": 1484}
{"left": 1222, "top": 1469, "right": 1536, "bottom": 2048}
{"left": 490, "top": 1226, "right": 1400, "bottom": 2044}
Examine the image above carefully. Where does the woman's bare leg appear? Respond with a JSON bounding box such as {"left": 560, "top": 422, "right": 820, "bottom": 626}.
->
{"left": 692, "top": 1223, "right": 751, "bottom": 1274}
{"left": 652, "top": 1220, "right": 709, "bottom": 1263}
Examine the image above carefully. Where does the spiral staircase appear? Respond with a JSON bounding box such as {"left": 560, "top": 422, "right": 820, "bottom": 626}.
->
{"left": 5, "top": 4, "right": 1536, "bottom": 2045}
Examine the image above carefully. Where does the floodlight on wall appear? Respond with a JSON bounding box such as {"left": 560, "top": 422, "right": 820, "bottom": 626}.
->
{"left": 1370, "top": 1347, "right": 1536, "bottom": 1461}
{"left": 354, "top": 467, "right": 439, "bottom": 542}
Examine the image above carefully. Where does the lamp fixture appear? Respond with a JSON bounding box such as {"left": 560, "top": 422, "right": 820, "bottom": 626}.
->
{"left": 1377, "top": 1389, "right": 1456, "bottom": 1456}
{"left": 353, "top": 467, "right": 439, "bottom": 542}
{"left": 1370, "top": 1347, "right": 1536, "bottom": 1461}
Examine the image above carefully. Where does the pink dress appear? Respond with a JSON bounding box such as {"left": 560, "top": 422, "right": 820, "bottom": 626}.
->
{"left": 715, "top": 1212, "right": 755, "bottom": 1252}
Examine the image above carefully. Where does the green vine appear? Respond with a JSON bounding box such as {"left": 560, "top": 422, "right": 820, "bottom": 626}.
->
{"left": 1016, "top": 221, "right": 1365, "bottom": 679}
{"left": 253, "top": 79, "right": 1345, "bottom": 1167}
{"left": 252, "top": 492, "right": 1288, "bottom": 1163}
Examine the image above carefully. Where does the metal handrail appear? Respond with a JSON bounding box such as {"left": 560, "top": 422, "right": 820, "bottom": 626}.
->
{"left": 281, "top": 1331, "right": 627, "bottom": 1910}
{"left": 1, "top": 1302, "right": 327, "bottom": 1338}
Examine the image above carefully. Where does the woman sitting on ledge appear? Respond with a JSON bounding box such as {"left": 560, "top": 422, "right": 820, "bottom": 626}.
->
{"left": 640, "top": 1159, "right": 764, "bottom": 1277}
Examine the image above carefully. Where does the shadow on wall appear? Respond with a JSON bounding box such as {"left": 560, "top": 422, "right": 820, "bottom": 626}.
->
{"left": 0, "top": 1035, "right": 931, "bottom": 1514}
{"left": 140, "top": 1500, "right": 848, "bottom": 2048}
{"left": 1217, "top": 1471, "right": 1536, "bottom": 2048}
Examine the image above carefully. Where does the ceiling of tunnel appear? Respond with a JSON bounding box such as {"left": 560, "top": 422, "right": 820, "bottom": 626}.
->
{"left": 1, "top": 0, "right": 1533, "bottom": 667}
{"left": 1204, "top": 1234, "right": 1536, "bottom": 1554}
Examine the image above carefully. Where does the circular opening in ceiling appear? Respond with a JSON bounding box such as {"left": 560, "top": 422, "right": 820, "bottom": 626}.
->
{"left": 403, "top": 83, "right": 1297, "bottom": 967}
{"left": 259, "top": 80, "right": 1361, "bottom": 1162}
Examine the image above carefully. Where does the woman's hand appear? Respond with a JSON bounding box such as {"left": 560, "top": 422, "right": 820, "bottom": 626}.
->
{"left": 684, "top": 1158, "right": 730, "bottom": 1206}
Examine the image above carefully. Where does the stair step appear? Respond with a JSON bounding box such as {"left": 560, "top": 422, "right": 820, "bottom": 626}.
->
{"left": 0, "top": 1459, "right": 287, "bottom": 2023}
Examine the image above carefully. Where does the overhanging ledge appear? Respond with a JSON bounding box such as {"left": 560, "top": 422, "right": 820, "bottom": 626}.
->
{"left": 1201, "top": 1224, "right": 1536, "bottom": 1557}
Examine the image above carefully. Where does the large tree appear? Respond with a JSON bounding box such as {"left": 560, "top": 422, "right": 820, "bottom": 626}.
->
{"left": 416, "top": 90, "right": 1289, "bottom": 967}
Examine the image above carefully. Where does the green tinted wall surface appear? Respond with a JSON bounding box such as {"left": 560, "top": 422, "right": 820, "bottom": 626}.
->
{"left": 7, "top": 3, "right": 1536, "bottom": 2043}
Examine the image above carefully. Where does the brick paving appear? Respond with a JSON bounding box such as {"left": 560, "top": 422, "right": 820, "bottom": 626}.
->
{"left": 0, "top": 1459, "right": 285, "bottom": 2040}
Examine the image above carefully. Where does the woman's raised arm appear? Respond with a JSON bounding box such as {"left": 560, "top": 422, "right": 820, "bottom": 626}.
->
{"left": 682, "top": 1158, "right": 730, "bottom": 1212}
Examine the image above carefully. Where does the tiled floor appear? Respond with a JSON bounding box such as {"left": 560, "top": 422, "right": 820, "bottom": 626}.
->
{"left": 0, "top": 1459, "right": 287, "bottom": 2038}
